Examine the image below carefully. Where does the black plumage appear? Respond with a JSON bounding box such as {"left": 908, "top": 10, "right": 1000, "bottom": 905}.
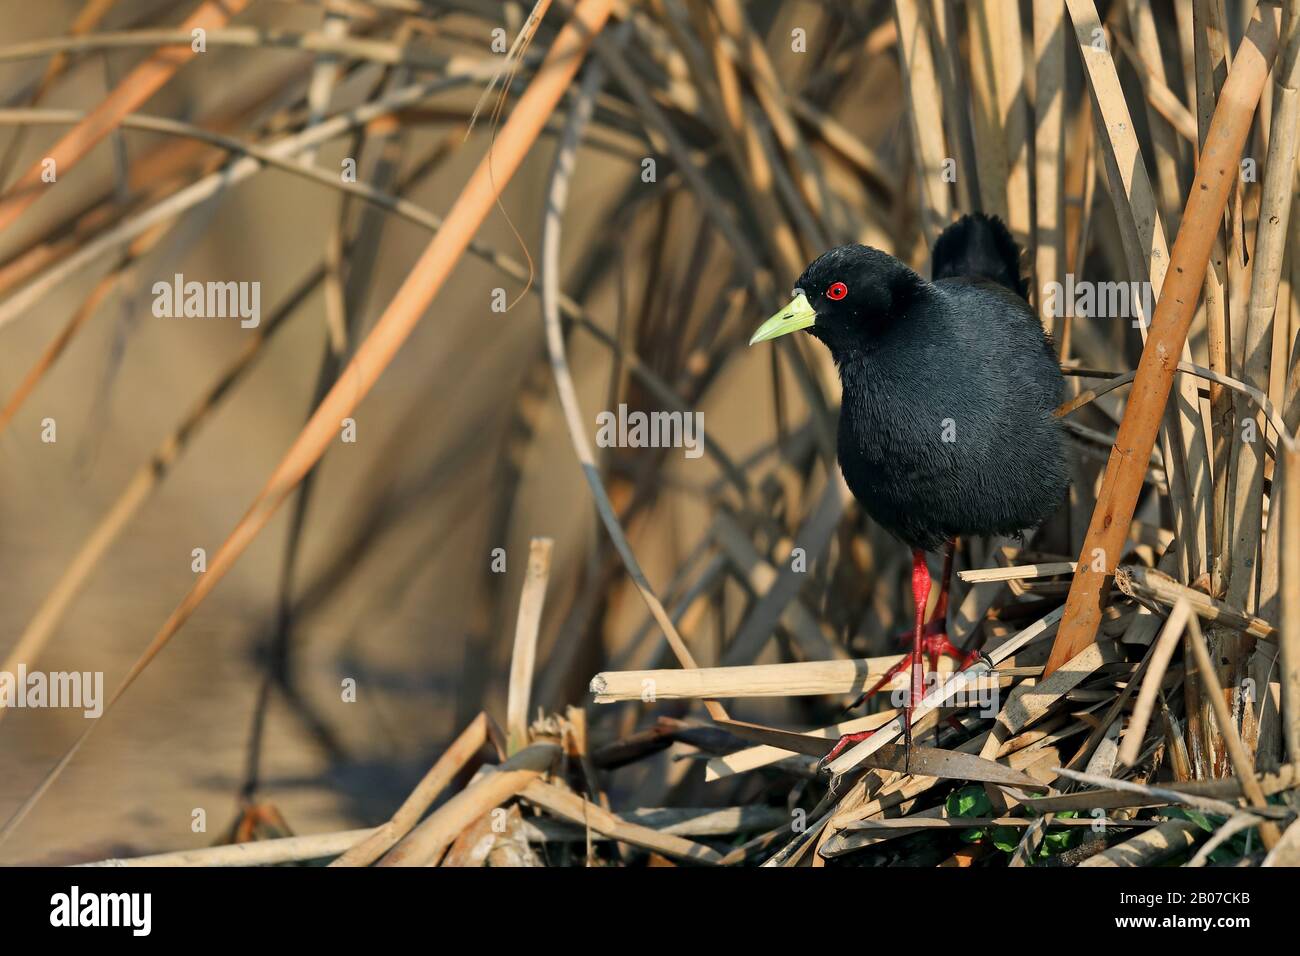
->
{"left": 798, "top": 213, "right": 1069, "bottom": 552}
{"left": 749, "top": 214, "right": 1070, "bottom": 759}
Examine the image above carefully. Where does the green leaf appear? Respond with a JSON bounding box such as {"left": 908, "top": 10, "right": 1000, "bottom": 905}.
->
{"left": 991, "top": 826, "right": 1019, "bottom": 853}
{"left": 1164, "top": 806, "right": 1217, "bottom": 833}
{"left": 946, "top": 786, "right": 993, "bottom": 844}
{"left": 1038, "top": 812, "right": 1081, "bottom": 858}
{"left": 946, "top": 786, "right": 992, "bottom": 819}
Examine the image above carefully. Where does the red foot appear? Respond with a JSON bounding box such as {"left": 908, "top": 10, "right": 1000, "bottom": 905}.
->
{"left": 818, "top": 711, "right": 969, "bottom": 773}
{"left": 820, "top": 729, "right": 877, "bottom": 768}
{"left": 821, "top": 644, "right": 975, "bottom": 774}
{"left": 893, "top": 618, "right": 946, "bottom": 647}
{"left": 844, "top": 628, "right": 979, "bottom": 715}
{"left": 823, "top": 545, "right": 980, "bottom": 775}
{"left": 821, "top": 541, "right": 982, "bottom": 775}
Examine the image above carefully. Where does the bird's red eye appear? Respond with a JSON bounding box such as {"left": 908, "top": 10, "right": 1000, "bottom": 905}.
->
{"left": 827, "top": 281, "right": 848, "bottom": 301}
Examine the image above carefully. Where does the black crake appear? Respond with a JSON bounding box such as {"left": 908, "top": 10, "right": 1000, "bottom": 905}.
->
{"left": 749, "top": 213, "right": 1070, "bottom": 762}
{"left": 797, "top": 214, "right": 1068, "bottom": 552}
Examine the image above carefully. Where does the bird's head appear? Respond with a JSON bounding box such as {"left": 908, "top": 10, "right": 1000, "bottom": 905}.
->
{"left": 748, "top": 244, "right": 922, "bottom": 357}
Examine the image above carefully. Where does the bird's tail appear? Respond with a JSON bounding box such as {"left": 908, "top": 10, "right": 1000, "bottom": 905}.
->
{"left": 930, "top": 212, "right": 1027, "bottom": 299}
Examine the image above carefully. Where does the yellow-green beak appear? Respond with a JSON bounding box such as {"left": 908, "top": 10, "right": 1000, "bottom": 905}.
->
{"left": 749, "top": 292, "right": 816, "bottom": 345}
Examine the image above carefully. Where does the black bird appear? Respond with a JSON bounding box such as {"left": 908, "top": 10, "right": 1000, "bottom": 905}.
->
{"left": 749, "top": 213, "right": 1068, "bottom": 763}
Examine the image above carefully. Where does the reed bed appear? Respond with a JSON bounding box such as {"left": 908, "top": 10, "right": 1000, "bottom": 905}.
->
{"left": 1, "top": 0, "right": 1299, "bottom": 868}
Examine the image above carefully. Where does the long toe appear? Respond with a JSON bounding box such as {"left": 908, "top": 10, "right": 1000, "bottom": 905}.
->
{"left": 818, "top": 730, "right": 877, "bottom": 772}
{"left": 843, "top": 653, "right": 913, "bottom": 714}
{"left": 920, "top": 627, "right": 981, "bottom": 672}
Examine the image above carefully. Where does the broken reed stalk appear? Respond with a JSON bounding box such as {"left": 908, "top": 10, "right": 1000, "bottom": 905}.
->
{"left": 0, "top": 0, "right": 252, "bottom": 236}
{"left": 1052, "top": 767, "right": 1277, "bottom": 819}
{"left": 959, "top": 561, "right": 1077, "bottom": 583}
{"left": 80, "top": 806, "right": 789, "bottom": 866}
{"left": 1079, "top": 818, "right": 1203, "bottom": 867}
{"left": 331, "top": 713, "right": 489, "bottom": 867}
{"left": 81, "top": 829, "right": 378, "bottom": 868}
{"left": 378, "top": 742, "right": 560, "bottom": 867}
{"left": 589, "top": 655, "right": 981, "bottom": 702}
{"left": 0, "top": 0, "right": 616, "bottom": 848}
{"left": 970, "top": 639, "right": 1115, "bottom": 770}
{"left": 1114, "top": 564, "right": 1280, "bottom": 641}
{"left": 1045, "top": 5, "right": 1283, "bottom": 677}
{"left": 1183, "top": 614, "right": 1282, "bottom": 849}
{"left": 1025, "top": 766, "right": 1300, "bottom": 813}
{"left": 1117, "top": 597, "right": 1191, "bottom": 767}
{"left": 704, "top": 711, "right": 900, "bottom": 781}
{"left": 520, "top": 779, "right": 725, "bottom": 865}
{"left": 506, "top": 538, "right": 554, "bottom": 754}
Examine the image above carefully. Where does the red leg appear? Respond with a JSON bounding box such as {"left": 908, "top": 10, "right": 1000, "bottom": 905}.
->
{"left": 829, "top": 551, "right": 929, "bottom": 767}
{"left": 823, "top": 543, "right": 980, "bottom": 774}
{"left": 904, "top": 548, "right": 931, "bottom": 756}
{"left": 929, "top": 542, "right": 954, "bottom": 628}
{"left": 888, "top": 541, "right": 951, "bottom": 648}
{"left": 882, "top": 542, "right": 980, "bottom": 673}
